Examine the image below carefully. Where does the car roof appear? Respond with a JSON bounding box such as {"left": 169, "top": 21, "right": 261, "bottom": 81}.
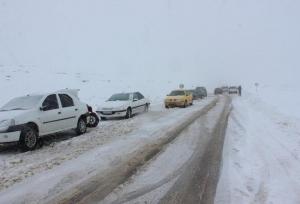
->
{"left": 25, "top": 89, "right": 80, "bottom": 98}
{"left": 171, "top": 89, "right": 186, "bottom": 92}
{"left": 113, "top": 92, "right": 137, "bottom": 95}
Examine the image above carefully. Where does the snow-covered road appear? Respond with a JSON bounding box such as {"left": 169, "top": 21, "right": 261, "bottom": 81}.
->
{"left": 0, "top": 96, "right": 220, "bottom": 204}
{"left": 215, "top": 95, "right": 300, "bottom": 204}
{"left": 98, "top": 95, "right": 231, "bottom": 204}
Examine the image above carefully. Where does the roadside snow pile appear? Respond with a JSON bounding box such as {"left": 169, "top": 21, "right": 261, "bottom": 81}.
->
{"left": 0, "top": 118, "right": 137, "bottom": 191}
{"left": 215, "top": 94, "right": 300, "bottom": 204}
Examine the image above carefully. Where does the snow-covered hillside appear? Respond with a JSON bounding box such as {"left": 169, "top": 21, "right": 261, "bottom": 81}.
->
{"left": 246, "top": 84, "right": 300, "bottom": 120}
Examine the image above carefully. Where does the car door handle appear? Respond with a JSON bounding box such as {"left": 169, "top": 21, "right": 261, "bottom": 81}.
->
{"left": 58, "top": 112, "right": 62, "bottom": 114}
{"left": 75, "top": 108, "right": 78, "bottom": 111}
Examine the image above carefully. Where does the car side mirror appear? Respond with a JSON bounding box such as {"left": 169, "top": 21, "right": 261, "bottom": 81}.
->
{"left": 40, "top": 105, "right": 48, "bottom": 111}
{"left": 133, "top": 98, "right": 138, "bottom": 102}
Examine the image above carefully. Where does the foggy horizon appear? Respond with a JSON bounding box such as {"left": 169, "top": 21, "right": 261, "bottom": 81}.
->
{"left": 0, "top": 0, "right": 299, "bottom": 87}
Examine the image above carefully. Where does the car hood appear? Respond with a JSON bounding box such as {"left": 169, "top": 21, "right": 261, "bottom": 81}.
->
{"left": 98, "top": 101, "right": 128, "bottom": 110}
{"left": 0, "top": 109, "right": 31, "bottom": 121}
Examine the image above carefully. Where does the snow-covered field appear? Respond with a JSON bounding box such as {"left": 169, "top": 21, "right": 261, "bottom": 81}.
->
{"left": 0, "top": 66, "right": 201, "bottom": 107}
{"left": 215, "top": 93, "right": 300, "bottom": 204}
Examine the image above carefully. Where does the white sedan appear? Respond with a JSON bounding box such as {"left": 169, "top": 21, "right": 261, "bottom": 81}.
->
{"left": 97, "top": 92, "right": 150, "bottom": 120}
{"left": 0, "top": 89, "right": 90, "bottom": 151}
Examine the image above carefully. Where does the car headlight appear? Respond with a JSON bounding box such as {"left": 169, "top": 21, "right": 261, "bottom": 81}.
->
{"left": 0, "top": 119, "right": 15, "bottom": 132}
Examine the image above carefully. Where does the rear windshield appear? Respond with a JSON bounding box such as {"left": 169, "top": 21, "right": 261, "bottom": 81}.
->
{"left": 169, "top": 91, "right": 185, "bottom": 96}
{"left": 0, "top": 95, "right": 43, "bottom": 111}
{"left": 108, "top": 93, "right": 130, "bottom": 101}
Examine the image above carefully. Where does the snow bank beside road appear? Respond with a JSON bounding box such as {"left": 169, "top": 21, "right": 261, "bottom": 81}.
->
{"left": 215, "top": 95, "right": 300, "bottom": 204}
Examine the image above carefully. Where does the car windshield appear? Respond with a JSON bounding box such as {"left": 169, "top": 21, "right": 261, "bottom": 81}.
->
{"left": 169, "top": 91, "right": 185, "bottom": 96}
{"left": 108, "top": 93, "right": 130, "bottom": 101}
{"left": 0, "top": 95, "right": 43, "bottom": 111}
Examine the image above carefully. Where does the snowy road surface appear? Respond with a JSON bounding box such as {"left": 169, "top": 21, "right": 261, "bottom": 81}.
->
{"left": 1, "top": 93, "right": 297, "bottom": 204}
{"left": 98, "top": 96, "right": 231, "bottom": 204}
{"left": 0, "top": 96, "right": 229, "bottom": 204}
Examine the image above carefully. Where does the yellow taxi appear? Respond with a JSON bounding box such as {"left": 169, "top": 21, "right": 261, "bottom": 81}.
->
{"left": 164, "top": 90, "right": 193, "bottom": 108}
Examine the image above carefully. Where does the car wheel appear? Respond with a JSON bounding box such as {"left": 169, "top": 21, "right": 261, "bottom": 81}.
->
{"left": 87, "top": 113, "right": 99, "bottom": 128}
{"left": 76, "top": 117, "right": 87, "bottom": 135}
{"left": 125, "top": 108, "right": 132, "bottom": 119}
{"left": 20, "top": 126, "right": 38, "bottom": 151}
{"left": 165, "top": 105, "right": 169, "bottom": 109}
{"left": 144, "top": 104, "right": 149, "bottom": 112}
{"left": 183, "top": 101, "right": 187, "bottom": 108}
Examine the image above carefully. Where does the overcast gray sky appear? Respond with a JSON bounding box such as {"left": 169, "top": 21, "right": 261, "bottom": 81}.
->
{"left": 0, "top": 0, "right": 299, "bottom": 87}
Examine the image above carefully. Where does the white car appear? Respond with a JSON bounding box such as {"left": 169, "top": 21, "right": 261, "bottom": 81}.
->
{"left": 0, "top": 89, "right": 89, "bottom": 151}
{"left": 97, "top": 92, "right": 150, "bottom": 120}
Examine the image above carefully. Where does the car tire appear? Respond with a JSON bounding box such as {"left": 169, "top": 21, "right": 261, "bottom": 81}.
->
{"left": 144, "top": 104, "right": 149, "bottom": 112}
{"left": 19, "top": 126, "right": 38, "bottom": 151}
{"left": 183, "top": 101, "right": 187, "bottom": 108}
{"left": 76, "top": 117, "right": 87, "bottom": 135}
{"left": 87, "top": 113, "right": 99, "bottom": 128}
{"left": 125, "top": 108, "right": 132, "bottom": 119}
{"left": 165, "top": 105, "right": 169, "bottom": 109}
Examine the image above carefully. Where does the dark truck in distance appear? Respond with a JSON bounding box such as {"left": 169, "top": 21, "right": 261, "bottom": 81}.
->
{"left": 195, "top": 87, "right": 207, "bottom": 98}
{"left": 187, "top": 90, "right": 201, "bottom": 100}
{"left": 214, "top": 88, "right": 223, "bottom": 95}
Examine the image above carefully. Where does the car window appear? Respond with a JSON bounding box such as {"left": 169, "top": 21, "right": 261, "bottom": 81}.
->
{"left": 108, "top": 93, "right": 130, "bottom": 101}
{"left": 169, "top": 91, "right": 185, "bottom": 96}
{"left": 59, "top": 94, "right": 74, "bottom": 108}
{"left": 133, "top": 93, "right": 139, "bottom": 100}
{"left": 42, "top": 94, "right": 59, "bottom": 111}
{"left": 137, "top": 92, "right": 144, "bottom": 100}
{"left": 0, "top": 95, "right": 43, "bottom": 111}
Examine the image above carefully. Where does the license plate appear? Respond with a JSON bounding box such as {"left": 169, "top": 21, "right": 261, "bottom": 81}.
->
{"left": 103, "top": 111, "right": 113, "bottom": 115}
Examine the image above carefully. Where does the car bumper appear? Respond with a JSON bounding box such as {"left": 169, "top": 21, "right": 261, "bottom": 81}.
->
{"left": 0, "top": 131, "right": 21, "bottom": 143}
{"left": 97, "top": 110, "right": 127, "bottom": 118}
{"left": 165, "top": 101, "right": 185, "bottom": 107}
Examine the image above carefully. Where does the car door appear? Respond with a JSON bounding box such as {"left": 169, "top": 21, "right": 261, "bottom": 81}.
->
{"left": 137, "top": 92, "right": 147, "bottom": 113}
{"left": 132, "top": 93, "right": 140, "bottom": 114}
{"left": 39, "top": 94, "right": 62, "bottom": 135}
{"left": 58, "top": 94, "right": 78, "bottom": 130}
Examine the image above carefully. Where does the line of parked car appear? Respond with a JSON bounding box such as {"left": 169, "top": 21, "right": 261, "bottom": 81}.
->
{"left": 164, "top": 87, "right": 207, "bottom": 108}
{"left": 214, "top": 86, "right": 241, "bottom": 95}
{"left": 0, "top": 87, "right": 208, "bottom": 151}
